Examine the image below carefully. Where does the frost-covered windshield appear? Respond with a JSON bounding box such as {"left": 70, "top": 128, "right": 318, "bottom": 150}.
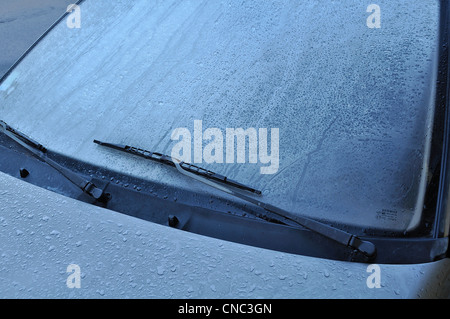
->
{"left": 0, "top": 0, "right": 441, "bottom": 233}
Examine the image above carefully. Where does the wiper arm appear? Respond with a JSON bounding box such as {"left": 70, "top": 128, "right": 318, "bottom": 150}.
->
{"left": 93, "top": 139, "right": 262, "bottom": 195}
{"left": 93, "top": 138, "right": 376, "bottom": 261}
{"left": 171, "top": 159, "right": 377, "bottom": 262}
{"left": 0, "top": 121, "right": 110, "bottom": 202}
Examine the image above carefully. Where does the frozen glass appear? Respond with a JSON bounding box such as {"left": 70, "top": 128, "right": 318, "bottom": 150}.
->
{"left": 0, "top": 0, "right": 441, "bottom": 233}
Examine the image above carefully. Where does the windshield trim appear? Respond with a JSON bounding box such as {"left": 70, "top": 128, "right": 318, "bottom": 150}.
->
{"left": 433, "top": 0, "right": 450, "bottom": 240}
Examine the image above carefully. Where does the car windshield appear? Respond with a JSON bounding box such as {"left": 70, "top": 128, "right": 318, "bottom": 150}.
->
{"left": 0, "top": 0, "right": 441, "bottom": 234}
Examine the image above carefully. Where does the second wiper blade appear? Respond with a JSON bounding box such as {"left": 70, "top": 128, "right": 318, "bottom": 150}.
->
{"left": 93, "top": 139, "right": 262, "bottom": 195}
{"left": 93, "top": 139, "right": 376, "bottom": 261}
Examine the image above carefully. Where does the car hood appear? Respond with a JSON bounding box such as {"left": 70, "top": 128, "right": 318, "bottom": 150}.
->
{"left": 0, "top": 171, "right": 449, "bottom": 299}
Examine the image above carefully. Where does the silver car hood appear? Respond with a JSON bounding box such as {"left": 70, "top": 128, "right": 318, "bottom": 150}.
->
{"left": 0, "top": 171, "right": 449, "bottom": 299}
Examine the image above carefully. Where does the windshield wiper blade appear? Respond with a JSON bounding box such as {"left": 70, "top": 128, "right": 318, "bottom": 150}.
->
{"left": 170, "top": 159, "right": 377, "bottom": 262}
{"left": 93, "top": 138, "right": 376, "bottom": 261}
{"left": 0, "top": 120, "right": 110, "bottom": 202}
{"left": 93, "top": 139, "right": 262, "bottom": 195}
